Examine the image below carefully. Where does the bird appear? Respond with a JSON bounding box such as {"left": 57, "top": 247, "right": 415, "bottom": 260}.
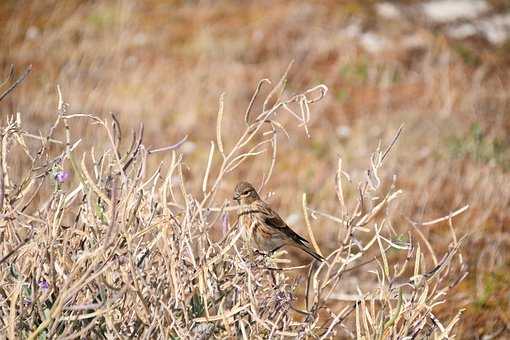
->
{"left": 233, "top": 181, "right": 324, "bottom": 262}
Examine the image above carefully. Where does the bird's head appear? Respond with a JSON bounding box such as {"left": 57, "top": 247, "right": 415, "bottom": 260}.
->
{"left": 233, "top": 181, "right": 260, "bottom": 204}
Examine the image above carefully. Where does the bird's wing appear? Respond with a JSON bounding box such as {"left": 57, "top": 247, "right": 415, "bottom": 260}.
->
{"left": 254, "top": 201, "right": 310, "bottom": 245}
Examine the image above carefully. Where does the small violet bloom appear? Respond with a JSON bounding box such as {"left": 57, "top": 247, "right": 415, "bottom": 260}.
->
{"left": 55, "top": 170, "right": 70, "bottom": 183}
{"left": 38, "top": 280, "right": 49, "bottom": 290}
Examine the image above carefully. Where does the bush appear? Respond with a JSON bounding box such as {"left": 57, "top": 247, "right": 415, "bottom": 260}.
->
{"left": 0, "top": 72, "right": 467, "bottom": 339}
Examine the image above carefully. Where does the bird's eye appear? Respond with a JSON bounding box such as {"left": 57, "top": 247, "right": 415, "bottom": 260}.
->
{"left": 242, "top": 190, "right": 251, "bottom": 195}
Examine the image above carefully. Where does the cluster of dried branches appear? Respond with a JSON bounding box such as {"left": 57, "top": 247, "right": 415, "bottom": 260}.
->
{"left": 0, "top": 69, "right": 467, "bottom": 339}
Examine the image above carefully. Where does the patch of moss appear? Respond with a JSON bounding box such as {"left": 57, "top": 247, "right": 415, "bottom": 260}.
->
{"left": 339, "top": 59, "right": 369, "bottom": 85}
{"left": 453, "top": 43, "right": 481, "bottom": 67}
{"left": 447, "top": 122, "right": 510, "bottom": 170}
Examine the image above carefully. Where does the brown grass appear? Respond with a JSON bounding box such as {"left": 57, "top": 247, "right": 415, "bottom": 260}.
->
{"left": 1, "top": 0, "right": 510, "bottom": 338}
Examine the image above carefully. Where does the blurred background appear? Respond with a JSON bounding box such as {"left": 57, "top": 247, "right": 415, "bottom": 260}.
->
{"left": 2, "top": 0, "right": 509, "bottom": 337}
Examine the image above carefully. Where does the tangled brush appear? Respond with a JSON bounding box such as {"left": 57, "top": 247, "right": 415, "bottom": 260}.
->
{"left": 0, "top": 68, "right": 467, "bottom": 339}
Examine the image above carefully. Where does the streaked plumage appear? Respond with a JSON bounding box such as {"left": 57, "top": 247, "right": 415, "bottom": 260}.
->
{"left": 233, "top": 182, "right": 324, "bottom": 262}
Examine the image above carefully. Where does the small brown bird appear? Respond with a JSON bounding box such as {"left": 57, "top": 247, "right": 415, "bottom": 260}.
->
{"left": 233, "top": 181, "right": 324, "bottom": 262}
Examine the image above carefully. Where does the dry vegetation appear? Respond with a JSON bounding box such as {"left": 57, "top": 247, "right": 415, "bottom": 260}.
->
{"left": 0, "top": 70, "right": 468, "bottom": 339}
{"left": 1, "top": 0, "right": 509, "bottom": 338}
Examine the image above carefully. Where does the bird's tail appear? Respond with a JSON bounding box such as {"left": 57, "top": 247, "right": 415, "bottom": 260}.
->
{"left": 296, "top": 242, "right": 325, "bottom": 262}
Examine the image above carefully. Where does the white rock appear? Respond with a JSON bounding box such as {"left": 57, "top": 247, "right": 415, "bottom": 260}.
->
{"left": 360, "top": 32, "right": 388, "bottom": 53}
{"left": 421, "top": 0, "right": 489, "bottom": 23}
{"left": 376, "top": 2, "right": 401, "bottom": 20}
{"left": 479, "top": 13, "right": 510, "bottom": 45}
{"left": 446, "top": 12, "right": 510, "bottom": 44}
{"left": 447, "top": 23, "right": 478, "bottom": 39}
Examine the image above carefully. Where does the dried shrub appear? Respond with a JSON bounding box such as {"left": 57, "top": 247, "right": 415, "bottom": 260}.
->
{"left": 0, "top": 71, "right": 467, "bottom": 339}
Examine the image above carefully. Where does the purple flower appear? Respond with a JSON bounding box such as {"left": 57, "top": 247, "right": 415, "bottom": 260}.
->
{"left": 37, "top": 280, "right": 49, "bottom": 290}
{"left": 55, "top": 171, "right": 70, "bottom": 183}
